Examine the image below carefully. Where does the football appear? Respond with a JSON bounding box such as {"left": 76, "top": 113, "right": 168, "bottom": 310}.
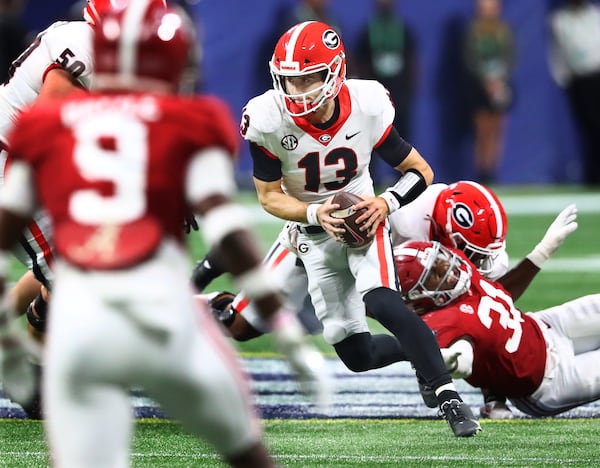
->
{"left": 330, "top": 191, "right": 372, "bottom": 248}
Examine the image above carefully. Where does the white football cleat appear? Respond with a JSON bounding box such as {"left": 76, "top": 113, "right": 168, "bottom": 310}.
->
{"left": 480, "top": 400, "right": 514, "bottom": 419}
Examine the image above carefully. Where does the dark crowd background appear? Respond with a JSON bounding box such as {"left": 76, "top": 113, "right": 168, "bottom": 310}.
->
{"left": 14, "top": 0, "right": 598, "bottom": 186}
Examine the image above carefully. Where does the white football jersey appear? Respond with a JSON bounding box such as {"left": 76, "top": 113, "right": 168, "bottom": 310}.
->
{"left": 0, "top": 21, "right": 93, "bottom": 145}
{"left": 242, "top": 79, "right": 395, "bottom": 203}
{"left": 389, "top": 183, "right": 447, "bottom": 246}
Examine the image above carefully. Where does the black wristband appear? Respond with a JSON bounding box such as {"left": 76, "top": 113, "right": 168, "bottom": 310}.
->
{"left": 387, "top": 168, "right": 427, "bottom": 207}
{"left": 26, "top": 292, "right": 48, "bottom": 333}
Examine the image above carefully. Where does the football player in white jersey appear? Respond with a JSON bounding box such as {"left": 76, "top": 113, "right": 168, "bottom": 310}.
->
{"left": 198, "top": 179, "right": 578, "bottom": 418}
{"left": 0, "top": 2, "right": 95, "bottom": 287}
{"left": 236, "top": 20, "right": 480, "bottom": 437}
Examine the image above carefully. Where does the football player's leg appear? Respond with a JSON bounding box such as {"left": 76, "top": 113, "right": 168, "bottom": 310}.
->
{"left": 149, "top": 296, "right": 273, "bottom": 466}
{"left": 351, "top": 228, "right": 480, "bottom": 435}
{"left": 26, "top": 285, "right": 49, "bottom": 345}
{"left": 7, "top": 273, "right": 47, "bottom": 418}
{"left": 8, "top": 271, "right": 42, "bottom": 317}
{"left": 535, "top": 294, "right": 600, "bottom": 353}
{"left": 333, "top": 331, "right": 406, "bottom": 372}
{"left": 44, "top": 273, "right": 132, "bottom": 467}
{"left": 211, "top": 243, "right": 311, "bottom": 341}
{"left": 191, "top": 247, "right": 225, "bottom": 292}
{"left": 45, "top": 378, "right": 132, "bottom": 468}
{"left": 12, "top": 210, "right": 54, "bottom": 290}
{"left": 201, "top": 291, "right": 264, "bottom": 341}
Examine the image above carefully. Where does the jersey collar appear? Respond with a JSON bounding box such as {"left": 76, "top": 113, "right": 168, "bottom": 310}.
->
{"left": 291, "top": 84, "right": 351, "bottom": 146}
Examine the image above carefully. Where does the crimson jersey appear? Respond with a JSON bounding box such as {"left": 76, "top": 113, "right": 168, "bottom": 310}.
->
{"left": 8, "top": 92, "right": 238, "bottom": 269}
{"left": 421, "top": 272, "right": 547, "bottom": 397}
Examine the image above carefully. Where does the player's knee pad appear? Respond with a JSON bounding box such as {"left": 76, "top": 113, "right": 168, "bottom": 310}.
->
{"left": 26, "top": 292, "right": 48, "bottom": 333}
{"left": 322, "top": 321, "right": 351, "bottom": 345}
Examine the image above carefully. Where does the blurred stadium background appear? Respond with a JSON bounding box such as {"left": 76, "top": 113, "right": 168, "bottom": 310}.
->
{"left": 20, "top": 0, "right": 597, "bottom": 186}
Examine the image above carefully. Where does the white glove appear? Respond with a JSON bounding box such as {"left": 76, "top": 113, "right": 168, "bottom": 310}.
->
{"left": 440, "top": 340, "right": 473, "bottom": 379}
{"left": 0, "top": 318, "right": 40, "bottom": 406}
{"left": 527, "top": 204, "right": 578, "bottom": 268}
{"left": 440, "top": 348, "right": 461, "bottom": 373}
{"left": 271, "top": 311, "right": 332, "bottom": 413}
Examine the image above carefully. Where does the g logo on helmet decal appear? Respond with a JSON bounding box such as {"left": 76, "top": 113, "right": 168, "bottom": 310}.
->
{"left": 322, "top": 29, "right": 340, "bottom": 49}
{"left": 452, "top": 203, "right": 474, "bottom": 228}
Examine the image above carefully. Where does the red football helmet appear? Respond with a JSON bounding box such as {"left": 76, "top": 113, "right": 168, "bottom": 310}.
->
{"left": 430, "top": 181, "right": 507, "bottom": 276}
{"left": 270, "top": 21, "right": 346, "bottom": 116}
{"left": 93, "top": 0, "right": 194, "bottom": 92}
{"left": 394, "top": 240, "right": 472, "bottom": 313}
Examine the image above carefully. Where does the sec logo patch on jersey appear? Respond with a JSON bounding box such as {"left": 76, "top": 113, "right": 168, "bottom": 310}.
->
{"left": 281, "top": 134, "right": 298, "bottom": 150}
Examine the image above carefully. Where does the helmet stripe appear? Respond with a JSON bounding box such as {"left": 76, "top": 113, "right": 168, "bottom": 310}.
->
{"left": 461, "top": 181, "right": 504, "bottom": 239}
{"left": 119, "top": 0, "right": 151, "bottom": 79}
{"left": 284, "top": 21, "right": 316, "bottom": 66}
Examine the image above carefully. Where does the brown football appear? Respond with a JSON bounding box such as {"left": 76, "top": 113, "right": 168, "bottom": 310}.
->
{"left": 330, "top": 191, "right": 373, "bottom": 248}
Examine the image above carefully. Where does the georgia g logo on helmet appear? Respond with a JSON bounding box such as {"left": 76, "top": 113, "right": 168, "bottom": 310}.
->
{"left": 452, "top": 203, "right": 474, "bottom": 229}
{"left": 322, "top": 29, "right": 340, "bottom": 49}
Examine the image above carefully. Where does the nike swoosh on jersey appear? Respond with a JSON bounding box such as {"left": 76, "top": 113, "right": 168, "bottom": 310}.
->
{"left": 345, "top": 131, "right": 361, "bottom": 140}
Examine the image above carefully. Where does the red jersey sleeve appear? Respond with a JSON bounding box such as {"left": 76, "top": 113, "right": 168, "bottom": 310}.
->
{"left": 174, "top": 95, "right": 240, "bottom": 159}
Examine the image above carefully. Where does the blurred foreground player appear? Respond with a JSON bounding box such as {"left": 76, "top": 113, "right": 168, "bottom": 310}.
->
{"left": 0, "top": 0, "right": 125, "bottom": 418}
{"left": 0, "top": 1, "right": 329, "bottom": 466}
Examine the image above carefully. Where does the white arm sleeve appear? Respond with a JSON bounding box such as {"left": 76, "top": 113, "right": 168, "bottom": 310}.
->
{"left": 185, "top": 147, "right": 237, "bottom": 204}
{"left": 0, "top": 161, "right": 36, "bottom": 216}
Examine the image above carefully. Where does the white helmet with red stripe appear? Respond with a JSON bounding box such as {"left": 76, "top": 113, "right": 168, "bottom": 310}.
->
{"left": 269, "top": 21, "right": 346, "bottom": 116}
{"left": 93, "top": 0, "right": 194, "bottom": 92}
{"left": 430, "top": 181, "right": 507, "bottom": 276}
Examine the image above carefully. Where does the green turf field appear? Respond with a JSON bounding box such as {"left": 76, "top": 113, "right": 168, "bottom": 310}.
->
{"left": 1, "top": 186, "right": 599, "bottom": 466}
{"left": 2, "top": 418, "right": 600, "bottom": 466}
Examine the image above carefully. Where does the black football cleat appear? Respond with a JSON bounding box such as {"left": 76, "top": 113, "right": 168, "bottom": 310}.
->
{"left": 440, "top": 399, "right": 481, "bottom": 437}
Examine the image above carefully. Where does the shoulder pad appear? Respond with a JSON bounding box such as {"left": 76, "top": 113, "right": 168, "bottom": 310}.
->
{"left": 241, "top": 90, "right": 284, "bottom": 140}
{"left": 345, "top": 79, "right": 392, "bottom": 117}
